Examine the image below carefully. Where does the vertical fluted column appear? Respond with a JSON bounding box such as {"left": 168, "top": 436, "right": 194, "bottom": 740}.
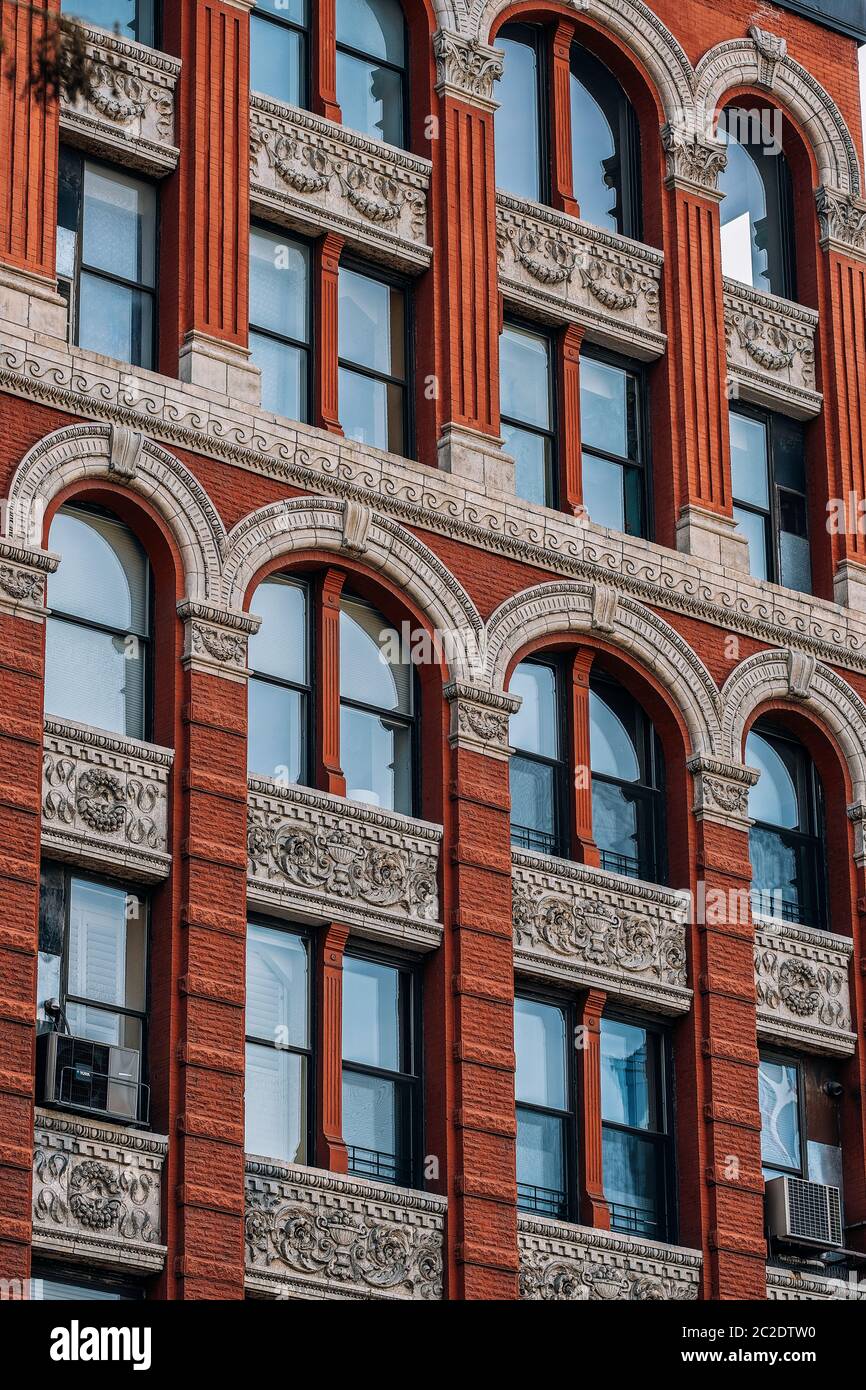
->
{"left": 312, "top": 0, "right": 340, "bottom": 122}
{"left": 316, "top": 568, "right": 346, "bottom": 796}
{"left": 569, "top": 648, "right": 599, "bottom": 864}
{"left": 315, "top": 922, "right": 350, "bottom": 1172}
{"left": 577, "top": 988, "right": 609, "bottom": 1228}
{"left": 315, "top": 233, "right": 344, "bottom": 435}
{"left": 162, "top": 0, "right": 260, "bottom": 401}
{"left": 559, "top": 324, "right": 585, "bottom": 516}
{"left": 549, "top": 19, "right": 577, "bottom": 218}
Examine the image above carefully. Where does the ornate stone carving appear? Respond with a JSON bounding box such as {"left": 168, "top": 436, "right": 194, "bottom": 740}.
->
{"left": 0, "top": 537, "right": 56, "bottom": 618}
{"left": 767, "top": 1267, "right": 866, "bottom": 1300}
{"left": 660, "top": 123, "right": 727, "bottom": 198}
{"left": 245, "top": 1161, "right": 446, "bottom": 1300}
{"left": 42, "top": 718, "right": 172, "bottom": 881}
{"left": 519, "top": 1217, "right": 701, "bottom": 1301}
{"left": 815, "top": 185, "right": 866, "bottom": 260}
{"left": 512, "top": 850, "right": 691, "bottom": 1013}
{"left": 591, "top": 584, "right": 618, "bottom": 633}
{"left": 433, "top": 29, "right": 504, "bottom": 108}
{"left": 109, "top": 422, "right": 145, "bottom": 478}
{"left": 445, "top": 682, "right": 519, "bottom": 760}
{"left": 724, "top": 279, "right": 820, "bottom": 419}
{"left": 749, "top": 26, "right": 787, "bottom": 89}
{"left": 342, "top": 498, "right": 373, "bottom": 557}
{"left": 247, "top": 781, "right": 442, "bottom": 949}
{"left": 688, "top": 755, "right": 759, "bottom": 829}
{"left": 33, "top": 1109, "right": 167, "bottom": 1273}
{"left": 787, "top": 647, "right": 817, "bottom": 700}
{"left": 178, "top": 600, "right": 260, "bottom": 679}
{"left": 754, "top": 917, "right": 854, "bottom": 1055}
{"left": 497, "top": 194, "right": 664, "bottom": 360}
{"left": 59, "top": 25, "right": 180, "bottom": 174}
{"left": 250, "top": 99, "right": 430, "bottom": 270}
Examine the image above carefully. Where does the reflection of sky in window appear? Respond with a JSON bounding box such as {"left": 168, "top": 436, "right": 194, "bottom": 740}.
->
{"left": 570, "top": 73, "right": 617, "bottom": 231}
{"left": 746, "top": 732, "right": 799, "bottom": 828}
{"left": 718, "top": 137, "right": 768, "bottom": 289}
{"left": 759, "top": 1060, "right": 800, "bottom": 1171}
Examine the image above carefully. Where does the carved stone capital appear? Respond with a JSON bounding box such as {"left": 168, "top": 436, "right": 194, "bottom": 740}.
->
{"left": 0, "top": 538, "right": 58, "bottom": 619}
{"left": 688, "top": 755, "right": 759, "bottom": 829}
{"left": 847, "top": 801, "right": 866, "bottom": 865}
{"left": 816, "top": 185, "right": 866, "bottom": 262}
{"left": 178, "top": 600, "right": 261, "bottom": 681}
{"left": 433, "top": 30, "right": 504, "bottom": 111}
{"left": 445, "top": 682, "right": 520, "bottom": 760}
{"left": 661, "top": 123, "right": 727, "bottom": 200}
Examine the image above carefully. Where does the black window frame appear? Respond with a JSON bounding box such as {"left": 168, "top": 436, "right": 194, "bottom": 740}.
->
{"left": 580, "top": 344, "right": 651, "bottom": 541}
{"left": 247, "top": 572, "right": 314, "bottom": 788}
{"left": 496, "top": 21, "right": 550, "bottom": 205}
{"left": 61, "top": 0, "right": 158, "bottom": 48}
{"left": 250, "top": 0, "right": 310, "bottom": 109}
{"left": 338, "top": 254, "right": 413, "bottom": 460}
{"left": 500, "top": 314, "right": 558, "bottom": 509}
{"left": 747, "top": 720, "right": 828, "bottom": 929}
{"left": 342, "top": 943, "right": 422, "bottom": 1188}
{"left": 514, "top": 984, "right": 578, "bottom": 1221}
{"left": 569, "top": 42, "right": 642, "bottom": 241}
{"left": 335, "top": 0, "right": 410, "bottom": 151}
{"left": 248, "top": 220, "right": 314, "bottom": 426}
{"left": 509, "top": 654, "right": 570, "bottom": 859}
{"left": 730, "top": 403, "right": 810, "bottom": 595}
{"left": 589, "top": 670, "right": 666, "bottom": 884}
{"left": 600, "top": 1009, "right": 677, "bottom": 1244}
{"left": 57, "top": 146, "right": 159, "bottom": 373}
{"left": 30, "top": 1259, "right": 146, "bottom": 1301}
{"left": 244, "top": 915, "right": 315, "bottom": 1167}
{"left": 46, "top": 499, "right": 155, "bottom": 743}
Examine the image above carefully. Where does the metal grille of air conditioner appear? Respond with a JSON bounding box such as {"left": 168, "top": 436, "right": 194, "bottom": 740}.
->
{"left": 780, "top": 1176, "right": 843, "bottom": 1247}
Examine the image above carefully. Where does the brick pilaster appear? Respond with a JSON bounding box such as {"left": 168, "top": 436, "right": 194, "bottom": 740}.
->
{"left": 549, "top": 20, "right": 578, "bottom": 219}
{"left": 311, "top": 0, "right": 340, "bottom": 123}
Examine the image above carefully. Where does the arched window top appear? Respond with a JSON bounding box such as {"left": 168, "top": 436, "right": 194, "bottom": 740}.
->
{"left": 494, "top": 23, "right": 544, "bottom": 204}
{"left": 337, "top": 0, "right": 404, "bottom": 66}
{"left": 569, "top": 45, "right": 640, "bottom": 238}
{"left": 339, "top": 595, "right": 411, "bottom": 714}
{"left": 746, "top": 728, "right": 800, "bottom": 829}
{"left": 589, "top": 684, "right": 641, "bottom": 782}
{"left": 718, "top": 113, "right": 795, "bottom": 298}
{"left": 746, "top": 721, "right": 826, "bottom": 927}
{"left": 336, "top": 0, "right": 407, "bottom": 147}
{"left": 48, "top": 505, "right": 148, "bottom": 636}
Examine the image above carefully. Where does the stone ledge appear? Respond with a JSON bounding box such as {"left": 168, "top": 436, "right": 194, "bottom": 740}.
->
{"left": 518, "top": 1215, "right": 701, "bottom": 1300}
{"left": 724, "top": 278, "right": 821, "bottom": 420}
{"left": 754, "top": 915, "right": 855, "bottom": 1056}
{"left": 767, "top": 1265, "right": 866, "bottom": 1300}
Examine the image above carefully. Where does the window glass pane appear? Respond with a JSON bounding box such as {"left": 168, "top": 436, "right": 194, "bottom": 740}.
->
{"left": 82, "top": 165, "right": 155, "bottom": 286}
{"left": 500, "top": 325, "right": 551, "bottom": 430}
{"left": 256, "top": 0, "right": 306, "bottom": 20}
{"left": 514, "top": 997, "right": 566, "bottom": 1108}
{"left": 759, "top": 1058, "right": 801, "bottom": 1172}
{"left": 746, "top": 732, "right": 799, "bottom": 829}
{"left": 729, "top": 412, "right": 769, "bottom": 508}
{"left": 339, "top": 268, "right": 404, "bottom": 377}
{"left": 343, "top": 1071, "right": 397, "bottom": 1161}
{"left": 340, "top": 598, "right": 410, "bottom": 712}
{"left": 495, "top": 30, "right": 541, "bottom": 201}
{"left": 252, "top": 334, "right": 307, "bottom": 421}
{"left": 510, "top": 756, "right": 556, "bottom": 852}
{"left": 719, "top": 137, "right": 769, "bottom": 290}
{"left": 603, "top": 1128, "right": 661, "bottom": 1237}
{"left": 61, "top": 0, "right": 147, "bottom": 44}
{"left": 48, "top": 509, "right": 148, "bottom": 633}
{"left": 249, "top": 229, "right": 309, "bottom": 343}
{"left": 246, "top": 924, "right": 309, "bottom": 1048}
{"left": 340, "top": 705, "right": 412, "bottom": 812}
{"left": 749, "top": 826, "right": 802, "bottom": 920}
{"left": 65, "top": 1001, "right": 142, "bottom": 1051}
{"left": 503, "top": 423, "right": 552, "bottom": 508}
{"left": 582, "top": 453, "right": 625, "bottom": 532}
{"left": 580, "top": 357, "right": 631, "bottom": 458}
{"left": 248, "top": 578, "right": 307, "bottom": 684}
{"left": 247, "top": 680, "right": 303, "bottom": 783}
{"left": 33, "top": 1275, "right": 127, "bottom": 1300}
{"left": 78, "top": 274, "right": 154, "bottom": 370}
{"left": 45, "top": 617, "right": 145, "bottom": 738}
{"left": 779, "top": 494, "right": 811, "bottom": 594}
{"left": 67, "top": 878, "right": 144, "bottom": 1012}
{"left": 509, "top": 661, "right": 558, "bottom": 758}
{"left": 733, "top": 506, "right": 769, "bottom": 581}
{"left": 336, "top": 0, "right": 404, "bottom": 65}
{"left": 601, "top": 1018, "right": 659, "bottom": 1129}
{"left": 589, "top": 687, "right": 640, "bottom": 781}
{"left": 517, "top": 1109, "right": 565, "bottom": 1206}
{"left": 343, "top": 957, "right": 400, "bottom": 1070}
{"left": 339, "top": 368, "right": 404, "bottom": 453}
{"left": 336, "top": 51, "right": 403, "bottom": 146}
{"left": 245, "top": 1042, "right": 306, "bottom": 1163}
{"left": 570, "top": 64, "right": 618, "bottom": 232}
{"left": 592, "top": 779, "right": 641, "bottom": 874}
{"left": 251, "top": 11, "right": 305, "bottom": 105}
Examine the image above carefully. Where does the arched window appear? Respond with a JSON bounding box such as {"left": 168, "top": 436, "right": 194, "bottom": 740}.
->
{"left": 570, "top": 45, "right": 640, "bottom": 238}
{"left": 61, "top": 0, "right": 155, "bottom": 47}
{"left": 495, "top": 24, "right": 545, "bottom": 203}
{"left": 589, "top": 675, "right": 664, "bottom": 881}
{"left": 250, "top": 1, "right": 308, "bottom": 107}
{"left": 247, "top": 576, "right": 311, "bottom": 784}
{"left": 718, "top": 116, "right": 795, "bottom": 298}
{"left": 509, "top": 658, "right": 566, "bottom": 856}
{"left": 339, "top": 594, "right": 415, "bottom": 814}
{"left": 746, "top": 723, "right": 827, "bottom": 926}
{"left": 45, "top": 505, "right": 150, "bottom": 740}
{"left": 336, "top": 0, "right": 407, "bottom": 148}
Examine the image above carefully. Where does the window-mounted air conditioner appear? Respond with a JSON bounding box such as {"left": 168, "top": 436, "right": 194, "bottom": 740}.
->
{"left": 38, "top": 1032, "right": 143, "bottom": 1124}
{"left": 765, "top": 1174, "right": 843, "bottom": 1249}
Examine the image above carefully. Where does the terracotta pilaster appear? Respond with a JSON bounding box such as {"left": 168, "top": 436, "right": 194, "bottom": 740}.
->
{"left": 315, "top": 921, "right": 350, "bottom": 1173}
{"left": 577, "top": 988, "right": 609, "bottom": 1228}
{"left": 316, "top": 567, "right": 346, "bottom": 796}
{"left": 315, "top": 233, "right": 344, "bottom": 436}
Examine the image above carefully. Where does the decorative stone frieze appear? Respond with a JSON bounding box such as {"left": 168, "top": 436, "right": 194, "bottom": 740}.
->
{"left": 178, "top": 599, "right": 261, "bottom": 681}
{"left": 445, "top": 682, "right": 520, "bottom": 760}
{"left": 250, "top": 98, "right": 431, "bottom": 270}
{"left": 512, "top": 850, "right": 691, "bottom": 1014}
{"left": 59, "top": 25, "right": 180, "bottom": 174}
{"left": 815, "top": 185, "right": 866, "bottom": 261}
{"left": 767, "top": 1267, "right": 866, "bottom": 1300}
{"left": 0, "top": 537, "right": 57, "bottom": 620}
{"left": 688, "top": 755, "right": 759, "bottom": 829}
{"left": 496, "top": 194, "right": 665, "bottom": 360}
{"left": 518, "top": 1216, "right": 701, "bottom": 1300}
{"left": 432, "top": 29, "right": 504, "bottom": 110}
{"left": 33, "top": 1109, "right": 167, "bottom": 1273}
{"left": 245, "top": 1159, "right": 446, "bottom": 1300}
{"left": 247, "top": 780, "right": 443, "bottom": 950}
{"left": 754, "top": 916, "right": 855, "bottom": 1055}
{"left": 724, "top": 279, "right": 820, "bottom": 419}
{"left": 42, "top": 718, "right": 173, "bottom": 881}
{"left": 660, "top": 123, "right": 727, "bottom": 199}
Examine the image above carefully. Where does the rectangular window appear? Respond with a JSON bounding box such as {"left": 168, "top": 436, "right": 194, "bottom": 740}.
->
{"left": 601, "top": 1016, "right": 673, "bottom": 1241}
{"left": 247, "top": 576, "right": 311, "bottom": 784}
{"left": 57, "top": 149, "right": 157, "bottom": 371}
{"left": 509, "top": 659, "right": 566, "bottom": 857}
{"left": 61, "top": 0, "right": 157, "bottom": 47}
{"left": 336, "top": 0, "right": 406, "bottom": 148}
{"left": 730, "top": 407, "right": 811, "bottom": 594}
{"left": 249, "top": 225, "right": 312, "bottom": 423}
{"left": 342, "top": 952, "right": 419, "bottom": 1186}
{"left": 37, "top": 865, "right": 148, "bottom": 1122}
{"left": 250, "top": 1, "right": 308, "bottom": 109}
{"left": 338, "top": 263, "right": 409, "bottom": 456}
{"left": 245, "top": 920, "right": 312, "bottom": 1164}
{"left": 500, "top": 322, "right": 556, "bottom": 507}
{"left": 515, "top": 994, "right": 574, "bottom": 1218}
{"left": 580, "top": 351, "right": 648, "bottom": 537}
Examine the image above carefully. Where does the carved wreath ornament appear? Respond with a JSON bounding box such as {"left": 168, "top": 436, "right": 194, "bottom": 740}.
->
{"left": 33, "top": 1152, "right": 158, "bottom": 1243}
{"left": 755, "top": 947, "right": 848, "bottom": 1029}
{"left": 76, "top": 768, "right": 127, "bottom": 833}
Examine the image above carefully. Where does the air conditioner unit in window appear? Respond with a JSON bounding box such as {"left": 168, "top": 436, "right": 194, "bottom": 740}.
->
{"left": 37, "top": 1032, "right": 144, "bottom": 1124}
{"left": 765, "top": 1174, "right": 843, "bottom": 1249}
